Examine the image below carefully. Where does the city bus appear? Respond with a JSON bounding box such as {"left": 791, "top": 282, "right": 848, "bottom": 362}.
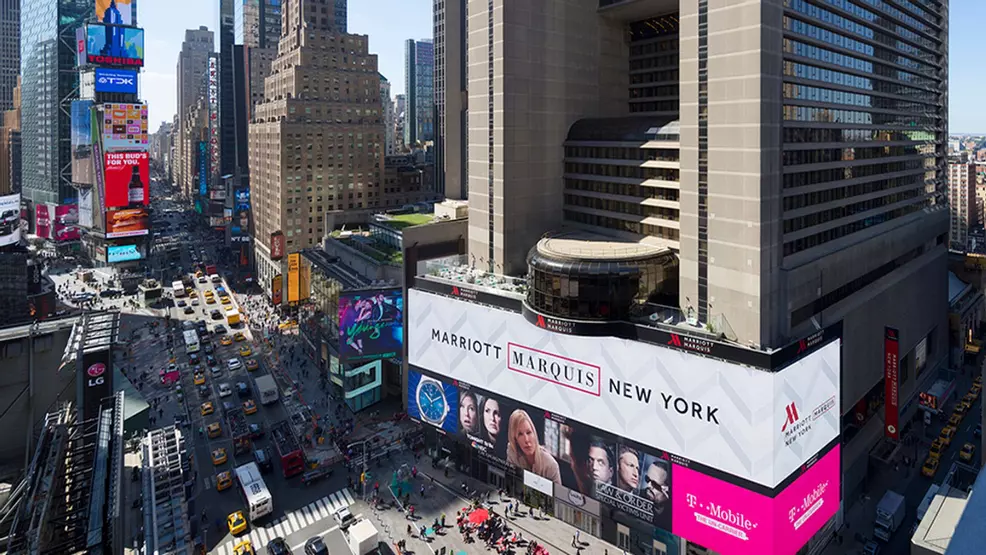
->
{"left": 233, "top": 462, "right": 273, "bottom": 522}
{"left": 183, "top": 329, "right": 200, "bottom": 354}
{"left": 172, "top": 280, "right": 186, "bottom": 298}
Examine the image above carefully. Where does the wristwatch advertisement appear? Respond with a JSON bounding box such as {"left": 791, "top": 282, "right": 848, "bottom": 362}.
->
{"left": 410, "top": 370, "right": 458, "bottom": 433}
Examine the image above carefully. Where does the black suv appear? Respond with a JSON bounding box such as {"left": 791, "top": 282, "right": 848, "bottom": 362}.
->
{"left": 266, "top": 537, "right": 290, "bottom": 555}
{"left": 254, "top": 447, "right": 273, "bottom": 473}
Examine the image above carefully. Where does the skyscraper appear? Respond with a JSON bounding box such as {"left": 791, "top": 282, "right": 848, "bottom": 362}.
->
{"left": 20, "top": 0, "right": 89, "bottom": 207}
{"left": 175, "top": 26, "right": 214, "bottom": 199}
{"left": 403, "top": 38, "right": 434, "bottom": 147}
{"left": 220, "top": 0, "right": 237, "bottom": 178}
{"left": 949, "top": 162, "right": 976, "bottom": 250}
{"left": 250, "top": 0, "right": 384, "bottom": 301}
{"left": 380, "top": 75, "right": 395, "bottom": 156}
{"left": 0, "top": 0, "right": 20, "bottom": 113}
{"left": 433, "top": 0, "right": 466, "bottom": 199}
{"left": 463, "top": 0, "right": 948, "bottom": 520}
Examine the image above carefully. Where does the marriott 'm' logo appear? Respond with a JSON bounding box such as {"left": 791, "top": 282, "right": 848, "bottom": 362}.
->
{"left": 781, "top": 402, "right": 800, "bottom": 432}
{"left": 536, "top": 315, "right": 546, "bottom": 328}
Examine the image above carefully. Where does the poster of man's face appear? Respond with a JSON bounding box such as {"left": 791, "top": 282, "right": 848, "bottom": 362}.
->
{"left": 616, "top": 446, "right": 641, "bottom": 492}
{"left": 640, "top": 453, "right": 672, "bottom": 530}
{"left": 587, "top": 439, "right": 615, "bottom": 485}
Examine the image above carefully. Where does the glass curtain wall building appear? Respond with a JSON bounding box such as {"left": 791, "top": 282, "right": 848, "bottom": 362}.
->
{"left": 20, "top": 0, "right": 89, "bottom": 207}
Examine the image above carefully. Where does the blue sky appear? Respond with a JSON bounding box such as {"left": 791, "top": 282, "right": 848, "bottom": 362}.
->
{"left": 140, "top": 0, "right": 432, "bottom": 129}
{"left": 143, "top": 1, "right": 977, "bottom": 132}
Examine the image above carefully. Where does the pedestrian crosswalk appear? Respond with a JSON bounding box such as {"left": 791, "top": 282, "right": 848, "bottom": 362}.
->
{"left": 211, "top": 488, "right": 355, "bottom": 555}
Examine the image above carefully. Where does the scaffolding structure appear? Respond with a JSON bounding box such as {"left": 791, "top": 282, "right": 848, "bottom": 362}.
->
{"left": 6, "top": 393, "right": 124, "bottom": 555}
{"left": 141, "top": 426, "right": 195, "bottom": 555}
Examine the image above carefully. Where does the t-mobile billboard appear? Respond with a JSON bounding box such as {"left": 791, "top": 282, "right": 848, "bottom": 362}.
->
{"left": 407, "top": 289, "right": 841, "bottom": 489}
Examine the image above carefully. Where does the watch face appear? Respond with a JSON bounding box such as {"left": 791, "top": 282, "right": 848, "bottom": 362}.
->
{"left": 418, "top": 380, "right": 447, "bottom": 423}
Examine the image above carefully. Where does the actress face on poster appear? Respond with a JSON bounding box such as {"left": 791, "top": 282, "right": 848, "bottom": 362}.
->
{"left": 459, "top": 391, "right": 479, "bottom": 436}
{"left": 481, "top": 397, "right": 502, "bottom": 445}
{"left": 506, "top": 409, "right": 562, "bottom": 484}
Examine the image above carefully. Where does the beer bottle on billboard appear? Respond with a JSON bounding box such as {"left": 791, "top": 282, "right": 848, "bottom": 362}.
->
{"left": 128, "top": 164, "right": 145, "bottom": 206}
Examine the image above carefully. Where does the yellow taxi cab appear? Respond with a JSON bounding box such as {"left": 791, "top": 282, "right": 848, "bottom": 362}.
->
{"left": 963, "top": 392, "right": 977, "bottom": 407}
{"left": 940, "top": 426, "right": 956, "bottom": 448}
{"left": 239, "top": 345, "right": 252, "bottom": 357}
{"left": 204, "top": 289, "right": 215, "bottom": 297}
{"left": 929, "top": 438, "right": 945, "bottom": 460}
{"left": 243, "top": 399, "right": 258, "bottom": 415}
{"left": 227, "top": 510, "right": 248, "bottom": 535}
{"left": 216, "top": 470, "right": 233, "bottom": 491}
{"left": 278, "top": 320, "right": 296, "bottom": 330}
{"left": 949, "top": 413, "right": 963, "bottom": 428}
{"left": 206, "top": 296, "right": 217, "bottom": 305}
{"left": 234, "top": 332, "right": 246, "bottom": 342}
{"left": 976, "top": 375, "right": 983, "bottom": 387}
{"left": 195, "top": 270, "right": 204, "bottom": 278}
{"left": 200, "top": 402, "right": 214, "bottom": 416}
{"left": 971, "top": 384, "right": 982, "bottom": 399}
{"left": 207, "top": 422, "right": 222, "bottom": 438}
{"left": 922, "top": 456, "right": 939, "bottom": 478}
{"left": 194, "top": 372, "right": 206, "bottom": 386}
{"left": 960, "top": 442, "right": 976, "bottom": 462}
{"left": 245, "top": 359, "right": 259, "bottom": 371}
{"left": 232, "top": 540, "right": 255, "bottom": 555}
{"left": 189, "top": 291, "right": 198, "bottom": 299}
{"left": 221, "top": 335, "right": 233, "bottom": 346}
{"left": 185, "top": 287, "right": 193, "bottom": 296}
{"left": 212, "top": 448, "right": 228, "bottom": 466}
{"left": 221, "top": 296, "right": 233, "bottom": 305}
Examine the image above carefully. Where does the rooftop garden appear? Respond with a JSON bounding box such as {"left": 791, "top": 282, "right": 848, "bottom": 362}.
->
{"left": 381, "top": 213, "right": 434, "bottom": 230}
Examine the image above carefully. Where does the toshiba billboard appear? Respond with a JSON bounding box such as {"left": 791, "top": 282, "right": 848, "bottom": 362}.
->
{"left": 407, "top": 289, "right": 841, "bottom": 490}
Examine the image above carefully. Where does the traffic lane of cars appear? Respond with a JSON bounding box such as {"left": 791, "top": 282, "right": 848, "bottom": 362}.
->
{"left": 919, "top": 379, "right": 982, "bottom": 480}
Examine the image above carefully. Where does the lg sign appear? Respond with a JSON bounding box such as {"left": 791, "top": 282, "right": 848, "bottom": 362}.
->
{"left": 87, "top": 362, "right": 106, "bottom": 387}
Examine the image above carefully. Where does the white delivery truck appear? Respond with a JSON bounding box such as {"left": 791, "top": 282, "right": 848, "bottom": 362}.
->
{"left": 254, "top": 374, "right": 279, "bottom": 405}
{"left": 346, "top": 519, "right": 379, "bottom": 555}
{"left": 874, "top": 490, "right": 906, "bottom": 541}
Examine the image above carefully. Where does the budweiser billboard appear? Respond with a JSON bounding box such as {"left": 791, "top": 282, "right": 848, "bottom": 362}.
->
{"left": 270, "top": 231, "right": 285, "bottom": 260}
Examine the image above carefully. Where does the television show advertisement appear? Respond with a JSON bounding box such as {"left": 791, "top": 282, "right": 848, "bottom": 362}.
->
{"left": 103, "top": 151, "right": 149, "bottom": 208}
{"left": 337, "top": 288, "right": 404, "bottom": 364}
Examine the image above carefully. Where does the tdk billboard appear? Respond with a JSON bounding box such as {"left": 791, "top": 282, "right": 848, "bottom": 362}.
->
{"left": 94, "top": 68, "right": 138, "bottom": 94}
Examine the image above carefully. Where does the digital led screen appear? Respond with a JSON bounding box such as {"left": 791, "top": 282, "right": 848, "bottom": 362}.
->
{"left": 338, "top": 288, "right": 404, "bottom": 364}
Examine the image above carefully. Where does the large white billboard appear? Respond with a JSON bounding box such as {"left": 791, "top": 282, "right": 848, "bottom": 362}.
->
{"left": 408, "top": 289, "right": 841, "bottom": 489}
{"left": 0, "top": 194, "right": 21, "bottom": 247}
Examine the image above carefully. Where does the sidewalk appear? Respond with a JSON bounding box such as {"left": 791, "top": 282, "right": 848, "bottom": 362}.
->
{"left": 418, "top": 465, "right": 620, "bottom": 555}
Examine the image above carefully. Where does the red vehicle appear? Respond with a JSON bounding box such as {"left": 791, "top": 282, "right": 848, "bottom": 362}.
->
{"left": 270, "top": 420, "right": 305, "bottom": 478}
{"left": 205, "top": 263, "right": 217, "bottom": 275}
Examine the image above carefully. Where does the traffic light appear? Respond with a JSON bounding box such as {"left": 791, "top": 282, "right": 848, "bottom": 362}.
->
{"left": 360, "top": 472, "right": 365, "bottom": 483}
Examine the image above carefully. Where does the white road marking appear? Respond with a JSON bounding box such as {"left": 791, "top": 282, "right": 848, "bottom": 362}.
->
{"left": 287, "top": 512, "right": 301, "bottom": 531}
{"left": 342, "top": 488, "right": 355, "bottom": 505}
{"left": 306, "top": 502, "right": 321, "bottom": 521}
{"left": 300, "top": 506, "right": 316, "bottom": 526}
{"left": 316, "top": 498, "right": 330, "bottom": 518}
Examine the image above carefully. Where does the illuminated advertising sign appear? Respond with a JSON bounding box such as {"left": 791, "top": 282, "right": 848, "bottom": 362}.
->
{"left": 287, "top": 253, "right": 301, "bottom": 303}
{"left": 107, "top": 244, "right": 142, "bottom": 263}
{"left": 408, "top": 289, "right": 841, "bottom": 489}
{"left": 102, "top": 103, "right": 148, "bottom": 150}
{"left": 105, "top": 208, "right": 149, "bottom": 238}
{"left": 85, "top": 24, "right": 144, "bottom": 67}
{"left": 71, "top": 100, "right": 95, "bottom": 185}
{"left": 79, "top": 348, "right": 113, "bottom": 422}
{"left": 884, "top": 327, "right": 899, "bottom": 439}
{"left": 270, "top": 231, "right": 285, "bottom": 260}
{"left": 235, "top": 189, "right": 250, "bottom": 211}
{"left": 53, "top": 204, "right": 81, "bottom": 242}
{"left": 95, "top": 0, "right": 136, "bottom": 26}
{"left": 198, "top": 141, "right": 208, "bottom": 196}
{"left": 209, "top": 189, "right": 226, "bottom": 201}
{"left": 0, "top": 194, "right": 21, "bottom": 246}
{"left": 271, "top": 274, "right": 283, "bottom": 305}
{"left": 103, "top": 151, "right": 149, "bottom": 208}
{"left": 338, "top": 289, "right": 404, "bottom": 364}
{"left": 410, "top": 363, "right": 840, "bottom": 555}
{"left": 207, "top": 55, "right": 219, "bottom": 184}
{"left": 79, "top": 189, "right": 94, "bottom": 228}
{"left": 35, "top": 204, "right": 51, "bottom": 239}
{"left": 94, "top": 68, "right": 138, "bottom": 94}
